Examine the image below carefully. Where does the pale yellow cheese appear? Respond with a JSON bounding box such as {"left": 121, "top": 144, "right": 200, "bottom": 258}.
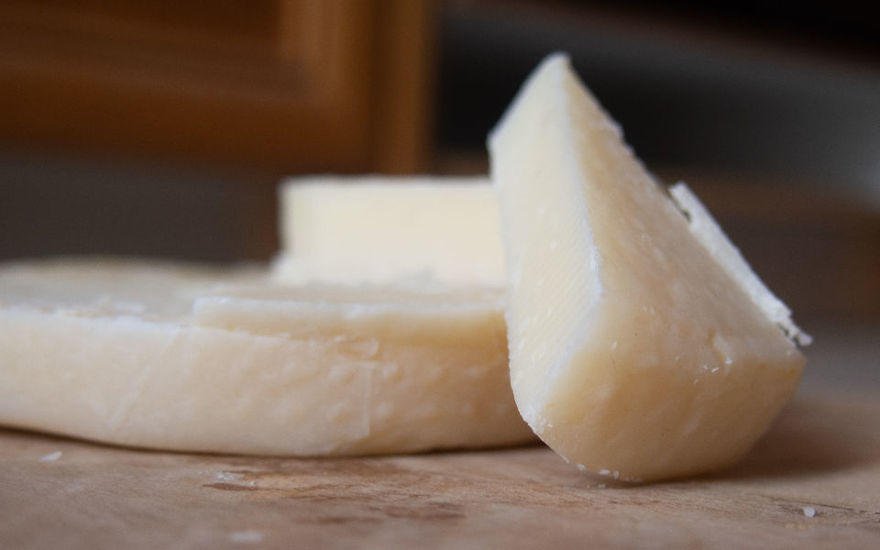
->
{"left": 488, "top": 53, "right": 807, "bottom": 481}
{"left": 273, "top": 177, "right": 505, "bottom": 287}
{"left": 0, "top": 260, "right": 532, "bottom": 455}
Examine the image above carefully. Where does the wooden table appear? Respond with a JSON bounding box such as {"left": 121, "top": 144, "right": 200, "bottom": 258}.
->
{"left": 1, "top": 389, "right": 878, "bottom": 549}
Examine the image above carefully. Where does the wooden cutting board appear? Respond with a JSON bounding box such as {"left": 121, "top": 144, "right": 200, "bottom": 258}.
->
{"left": 1, "top": 389, "right": 878, "bottom": 549}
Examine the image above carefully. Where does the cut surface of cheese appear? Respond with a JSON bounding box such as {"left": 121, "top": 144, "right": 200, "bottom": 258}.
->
{"left": 274, "top": 176, "right": 504, "bottom": 287}
{"left": 0, "top": 259, "right": 532, "bottom": 455}
{"left": 488, "top": 53, "right": 807, "bottom": 481}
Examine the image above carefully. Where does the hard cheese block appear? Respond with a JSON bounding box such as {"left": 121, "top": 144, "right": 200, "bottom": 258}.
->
{"left": 488, "top": 53, "right": 808, "bottom": 481}
{"left": 0, "top": 260, "right": 532, "bottom": 455}
{"left": 273, "top": 177, "right": 505, "bottom": 287}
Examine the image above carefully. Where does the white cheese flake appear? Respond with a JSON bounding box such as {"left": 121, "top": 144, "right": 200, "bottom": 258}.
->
{"left": 39, "top": 451, "right": 62, "bottom": 463}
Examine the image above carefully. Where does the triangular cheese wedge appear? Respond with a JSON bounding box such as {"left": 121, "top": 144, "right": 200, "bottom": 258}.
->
{"left": 489, "top": 53, "right": 807, "bottom": 481}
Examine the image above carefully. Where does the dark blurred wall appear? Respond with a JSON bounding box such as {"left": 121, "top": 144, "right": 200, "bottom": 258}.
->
{"left": 437, "top": 1, "right": 880, "bottom": 200}
{"left": 0, "top": 151, "right": 277, "bottom": 263}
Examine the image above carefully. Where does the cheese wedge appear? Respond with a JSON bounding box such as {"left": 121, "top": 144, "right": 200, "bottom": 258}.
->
{"left": 0, "top": 260, "right": 532, "bottom": 455}
{"left": 488, "top": 53, "right": 808, "bottom": 481}
{"left": 273, "top": 177, "right": 505, "bottom": 287}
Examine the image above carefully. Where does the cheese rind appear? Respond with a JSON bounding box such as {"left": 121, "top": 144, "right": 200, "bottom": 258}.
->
{"left": 669, "top": 183, "right": 811, "bottom": 346}
{"left": 274, "top": 177, "right": 505, "bottom": 287}
{"left": 0, "top": 260, "right": 532, "bottom": 455}
{"left": 489, "top": 54, "right": 805, "bottom": 481}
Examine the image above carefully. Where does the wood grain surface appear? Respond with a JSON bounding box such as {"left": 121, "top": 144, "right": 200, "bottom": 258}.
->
{"left": 1, "top": 390, "right": 878, "bottom": 549}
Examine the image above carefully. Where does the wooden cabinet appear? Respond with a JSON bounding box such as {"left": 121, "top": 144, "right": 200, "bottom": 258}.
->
{"left": 0, "top": 0, "right": 433, "bottom": 173}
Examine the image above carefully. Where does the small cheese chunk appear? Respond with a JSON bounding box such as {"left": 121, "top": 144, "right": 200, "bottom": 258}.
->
{"left": 0, "top": 260, "right": 532, "bottom": 455}
{"left": 273, "top": 177, "right": 505, "bottom": 287}
{"left": 488, "top": 53, "right": 806, "bottom": 481}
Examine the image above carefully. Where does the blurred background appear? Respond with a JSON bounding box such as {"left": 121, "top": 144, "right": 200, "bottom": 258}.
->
{"left": 0, "top": 1, "right": 878, "bottom": 380}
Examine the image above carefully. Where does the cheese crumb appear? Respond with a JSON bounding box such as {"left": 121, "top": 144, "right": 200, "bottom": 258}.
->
{"left": 39, "top": 451, "right": 62, "bottom": 463}
{"left": 802, "top": 506, "right": 816, "bottom": 518}
{"left": 229, "top": 530, "right": 264, "bottom": 544}
{"left": 215, "top": 471, "right": 243, "bottom": 482}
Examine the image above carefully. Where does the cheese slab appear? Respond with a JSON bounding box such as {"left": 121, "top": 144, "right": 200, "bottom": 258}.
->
{"left": 273, "top": 177, "right": 505, "bottom": 287}
{"left": 0, "top": 260, "right": 532, "bottom": 455}
{"left": 488, "top": 54, "right": 807, "bottom": 481}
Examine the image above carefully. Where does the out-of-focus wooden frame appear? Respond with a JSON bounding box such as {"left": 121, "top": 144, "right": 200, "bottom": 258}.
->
{"left": 0, "top": 0, "right": 433, "bottom": 173}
